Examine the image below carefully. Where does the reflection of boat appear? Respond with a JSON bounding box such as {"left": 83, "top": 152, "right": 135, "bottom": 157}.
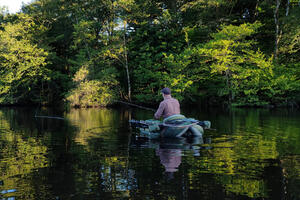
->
{"left": 129, "top": 114, "right": 211, "bottom": 139}
{"left": 157, "top": 148, "right": 181, "bottom": 173}
{"left": 131, "top": 137, "right": 204, "bottom": 174}
{"left": 130, "top": 137, "right": 203, "bottom": 154}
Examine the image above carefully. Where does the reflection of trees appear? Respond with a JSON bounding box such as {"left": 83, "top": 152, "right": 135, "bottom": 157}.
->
{"left": 0, "top": 107, "right": 81, "bottom": 199}
{"left": 66, "top": 108, "right": 129, "bottom": 146}
{"left": 0, "top": 110, "right": 51, "bottom": 199}
{"left": 183, "top": 107, "right": 300, "bottom": 198}
{"left": 52, "top": 108, "right": 300, "bottom": 199}
{"left": 1, "top": 107, "right": 300, "bottom": 199}
{"left": 281, "top": 155, "right": 300, "bottom": 200}
{"left": 62, "top": 108, "right": 134, "bottom": 199}
{"left": 185, "top": 134, "right": 280, "bottom": 198}
{"left": 0, "top": 107, "right": 135, "bottom": 199}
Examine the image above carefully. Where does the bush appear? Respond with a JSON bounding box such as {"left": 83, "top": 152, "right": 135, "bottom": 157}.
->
{"left": 66, "top": 80, "right": 116, "bottom": 108}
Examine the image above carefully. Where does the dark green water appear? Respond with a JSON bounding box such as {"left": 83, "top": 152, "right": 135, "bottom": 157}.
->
{"left": 0, "top": 106, "right": 299, "bottom": 200}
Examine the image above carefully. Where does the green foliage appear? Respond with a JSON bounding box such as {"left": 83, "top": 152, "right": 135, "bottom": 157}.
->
{"left": 279, "top": 7, "right": 300, "bottom": 62}
{"left": 66, "top": 80, "right": 116, "bottom": 107}
{"left": 0, "top": 14, "right": 49, "bottom": 104}
{"left": 129, "top": 26, "right": 186, "bottom": 103}
{"left": 269, "top": 63, "right": 300, "bottom": 105}
{"left": 66, "top": 65, "right": 118, "bottom": 107}
{"left": 196, "top": 22, "right": 277, "bottom": 105}
{"left": 162, "top": 47, "right": 211, "bottom": 102}
{"left": 126, "top": 0, "right": 187, "bottom": 103}
{"left": 0, "top": 0, "right": 298, "bottom": 107}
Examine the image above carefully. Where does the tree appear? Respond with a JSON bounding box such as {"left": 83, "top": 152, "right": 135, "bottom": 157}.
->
{"left": 278, "top": 4, "right": 300, "bottom": 62}
{"left": 123, "top": 0, "right": 187, "bottom": 103}
{"left": 0, "top": 0, "right": 298, "bottom": 107}
{"left": 0, "top": 14, "right": 49, "bottom": 104}
{"left": 197, "top": 22, "right": 276, "bottom": 105}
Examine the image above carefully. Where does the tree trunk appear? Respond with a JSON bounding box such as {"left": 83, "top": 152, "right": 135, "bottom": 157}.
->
{"left": 286, "top": 0, "right": 290, "bottom": 16}
{"left": 254, "top": 0, "right": 260, "bottom": 19}
{"left": 123, "top": 20, "right": 131, "bottom": 101}
{"left": 225, "top": 69, "right": 232, "bottom": 105}
{"left": 274, "top": 0, "right": 281, "bottom": 60}
{"left": 274, "top": 0, "right": 290, "bottom": 60}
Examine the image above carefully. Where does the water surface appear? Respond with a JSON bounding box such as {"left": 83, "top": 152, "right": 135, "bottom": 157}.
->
{"left": 0, "top": 106, "right": 299, "bottom": 199}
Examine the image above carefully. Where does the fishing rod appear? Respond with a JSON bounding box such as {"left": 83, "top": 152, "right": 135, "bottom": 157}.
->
{"left": 34, "top": 100, "right": 154, "bottom": 120}
{"left": 115, "top": 100, "right": 156, "bottom": 112}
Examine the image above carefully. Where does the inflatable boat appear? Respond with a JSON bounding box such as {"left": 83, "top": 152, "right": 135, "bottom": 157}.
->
{"left": 129, "top": 114, "right": 211, "bottom": 139}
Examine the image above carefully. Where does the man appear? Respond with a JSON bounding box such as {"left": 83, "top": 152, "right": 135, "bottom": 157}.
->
{"left": 154, "top": 87, "right": 180, "bottom": 119}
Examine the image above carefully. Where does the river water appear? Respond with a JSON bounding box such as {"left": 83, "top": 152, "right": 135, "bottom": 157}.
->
{"left": 0, "top": 106, "right": 299, "bottom": 199}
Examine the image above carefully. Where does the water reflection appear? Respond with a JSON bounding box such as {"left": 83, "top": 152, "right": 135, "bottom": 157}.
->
{"left": 0, "top": 107, "right": 299, "bottom": 199}
{"left": 131, "top": 137, "right": 204, "bottom": 180}
{"left": 157, "top": 148, "right": 181, "bottom": 173}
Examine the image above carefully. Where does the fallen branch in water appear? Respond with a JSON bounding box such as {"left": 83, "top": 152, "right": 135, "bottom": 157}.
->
{"left": 115, "top": 100, "right": 156, "bottom": 112}
{"left": 34, "top": 106, "right": 65, "bottom": 120}
{"left": 34, "top": 115, "right": 64, "bottom": 120}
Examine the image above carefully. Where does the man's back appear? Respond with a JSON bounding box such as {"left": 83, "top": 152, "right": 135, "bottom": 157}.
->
{"left": 154, "top": 95, "right": 180, "bottom": 119}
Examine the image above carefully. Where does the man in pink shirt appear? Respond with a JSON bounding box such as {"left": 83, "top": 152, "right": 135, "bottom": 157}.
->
{"left": 154, "top": 87, "right": 180, "bottom": 119}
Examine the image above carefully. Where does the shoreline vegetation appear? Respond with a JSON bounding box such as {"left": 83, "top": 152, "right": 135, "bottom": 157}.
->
{"left": 0, "top": 100, "right": 298, "bottom": 111}
{"left": 0, "top": 1, "right": 299, "bottom": 109}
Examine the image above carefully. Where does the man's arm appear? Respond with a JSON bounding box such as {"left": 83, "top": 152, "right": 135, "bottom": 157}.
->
{"left": 154, "top": 102, "right": 165, "bottom": 119}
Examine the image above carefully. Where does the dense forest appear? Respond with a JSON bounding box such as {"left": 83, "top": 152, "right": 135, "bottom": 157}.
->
{"left": 0, "top": 0, "right": 299, "bottom": 107}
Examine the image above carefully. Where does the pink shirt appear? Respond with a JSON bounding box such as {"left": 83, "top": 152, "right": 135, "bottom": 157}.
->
{"left": 154, "top": 95, "right": 180, "bottom": 119}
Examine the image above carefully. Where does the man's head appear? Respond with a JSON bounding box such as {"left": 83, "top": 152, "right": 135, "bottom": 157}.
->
{"left": 161, "top": 87, "right": 171, "bottom": 96}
